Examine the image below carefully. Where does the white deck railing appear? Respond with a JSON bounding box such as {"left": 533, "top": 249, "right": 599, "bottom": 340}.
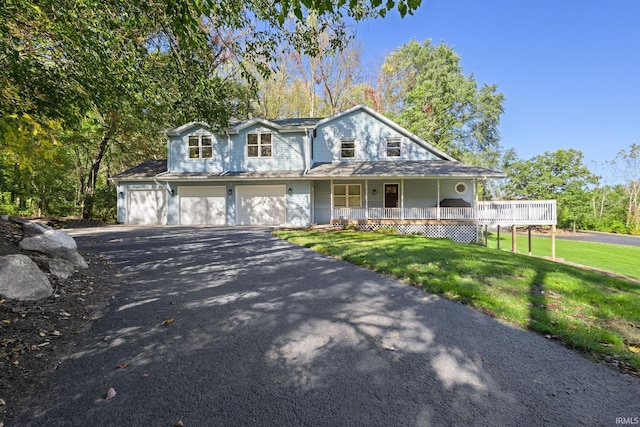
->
{"left": 332, "top": 200, "right": 556, "bottom": 225}
{"left": 476, "top": 200, "right": 557, "bottom": 225}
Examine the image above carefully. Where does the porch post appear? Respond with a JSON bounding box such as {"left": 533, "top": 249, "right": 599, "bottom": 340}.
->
{"left": 437, "top": 179, "right": 441, "bottom": 220}
{"left": 511, "top": 225, "right": 517, "bottom": 253}
{"left": 497, "top": 225, "right": 501, "bottom": 250}
{"left": 528, "top": 225, "right": 532, "bottom": 256}
{"left": 330, "top": 179, "right": 334, "bottom": 222}
{"left": 401, "top": 179, "right": 404, "bottom": 220}
{"left": 365, "top": 180, "right": 369, "bottom": 220}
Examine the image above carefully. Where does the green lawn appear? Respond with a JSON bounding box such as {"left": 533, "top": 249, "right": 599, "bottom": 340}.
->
{"left": 275, "top": 230, "right": 640, "bottom": 372}
{"left": 486, "top": 232, "right": 640, "bottom": 280}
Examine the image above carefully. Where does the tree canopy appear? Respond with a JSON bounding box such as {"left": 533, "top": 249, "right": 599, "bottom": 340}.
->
{"left": 379, "top": 39, "right": 505, "bottom": 167}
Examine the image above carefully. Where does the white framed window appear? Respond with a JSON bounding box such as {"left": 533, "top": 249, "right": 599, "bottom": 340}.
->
{"left": 454, "top": 182, "right": 468, "bottom": 194}
{"left": 386, "top": 137, "right": 401, "bottom": 157}
{"left": 188, "top": 135, "right": 213, "bottom": 159}
{"left": 341, "top": 139, "right": 355, "bottom": 158}
{"left": 248, "top": 133, "right": 272, "bottom": 157}
{"left": 333, "top": 184, "right": 361, "bottom": 207}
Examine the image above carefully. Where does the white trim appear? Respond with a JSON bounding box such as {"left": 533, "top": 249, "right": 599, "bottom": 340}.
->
{"left": 454, "top": 181, "right": 468, "bottom": 195}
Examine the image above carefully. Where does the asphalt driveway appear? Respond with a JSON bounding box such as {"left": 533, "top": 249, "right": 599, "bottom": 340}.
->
{"left": 16, "top": 227, "right": 640, "bottom": 426}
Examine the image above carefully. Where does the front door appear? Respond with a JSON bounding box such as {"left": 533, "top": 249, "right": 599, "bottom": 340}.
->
{"left": 384, "top": 184, "right": 399, "bottom": 208}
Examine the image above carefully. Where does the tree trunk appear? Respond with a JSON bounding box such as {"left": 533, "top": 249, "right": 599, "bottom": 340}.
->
{"left": 82, "top": 134, "right": 111, "bottom": 219}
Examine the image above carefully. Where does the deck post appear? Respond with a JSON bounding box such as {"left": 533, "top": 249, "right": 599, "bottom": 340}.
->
{"left": 528, "top": 225, "right": 532, "bottom": 256}
{"left": 511, "top": 225, "right": 517, "bottom": 253}
{"left": 497, "top": 225, "right": 500, "bottom": 250}
{"left": 551, "top": 224, "right": 556, "bottom": 260}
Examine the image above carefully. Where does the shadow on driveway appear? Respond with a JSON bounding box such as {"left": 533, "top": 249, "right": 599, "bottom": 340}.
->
{"left": 15, "top": 226, "right": 640, "bottom": 426}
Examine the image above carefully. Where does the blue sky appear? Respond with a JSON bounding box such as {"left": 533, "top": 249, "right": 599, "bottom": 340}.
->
{"left": 353, "top": 0, "right": 640, "bottom": 168}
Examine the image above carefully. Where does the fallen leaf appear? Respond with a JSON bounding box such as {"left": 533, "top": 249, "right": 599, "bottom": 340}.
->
{"left": 174, "top": 420, "right": 184, "bottom": 427}
{"left": 59, "top": 310, "right": 72, "bottom": 317}
{"left": 141, "top": 373, "right": 149, "bottom": 378}
{"left": 161, "top": 318, "right": 174, "bottom": 326}
{"left": 105, "top": 387, "right": 116, "bottom": 400}
{"left": 2, "top": 319, "right": 11, "bottom": 324}
{"left": 117, "top": 363, "right": 129, "bottom": 369}
{"left": 38, "top": 330, "right": 47, "bottom": 337}
{"left": 629, "top": 345, "right": 640, "bottom": 353}
{"left": 52, "top": 330, "right": 61, "bottom": 336}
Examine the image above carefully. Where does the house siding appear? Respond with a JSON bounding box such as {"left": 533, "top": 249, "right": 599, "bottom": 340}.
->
{"left": 167, "top": 125, "right": 226, "bottom": 173}
{"left": 228, "top": 125, "right": 306, "bottom": 172}
{"left": 313, "top": 109, "right": 439, "bottom": 163}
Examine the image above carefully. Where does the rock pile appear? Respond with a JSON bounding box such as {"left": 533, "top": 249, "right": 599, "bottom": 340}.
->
{"left": 0, "top": 218, "right": 87, "bottom": 301}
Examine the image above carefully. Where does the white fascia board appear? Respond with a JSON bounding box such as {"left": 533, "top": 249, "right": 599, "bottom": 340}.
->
{"left": 165, "top": 121, "right": 211, "bottom": 136}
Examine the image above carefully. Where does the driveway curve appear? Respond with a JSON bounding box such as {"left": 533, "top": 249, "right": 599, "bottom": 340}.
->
{"left": 16, "top": 227, "right": 640, "bottom": 426}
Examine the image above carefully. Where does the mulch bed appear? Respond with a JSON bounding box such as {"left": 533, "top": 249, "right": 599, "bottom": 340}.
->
{"left": 0, "top": 219, "right": 120, "bottom": 425}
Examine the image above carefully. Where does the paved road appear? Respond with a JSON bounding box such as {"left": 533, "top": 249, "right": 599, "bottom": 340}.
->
{"left": 16, "top": 227, "right": 640, "bottom": 426}
{"left": 554, "top": 231, "right": 640, "bottom": 247}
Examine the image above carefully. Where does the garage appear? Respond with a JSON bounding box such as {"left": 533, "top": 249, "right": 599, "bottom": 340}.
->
{"left": 127, "top": 189, "right": 167, "bottom": 225}
{"left": 236, "top": 185, "right": 286, "bottom": 226}
{"left": 179, "top": 186, "right": 226, "bottom": 225}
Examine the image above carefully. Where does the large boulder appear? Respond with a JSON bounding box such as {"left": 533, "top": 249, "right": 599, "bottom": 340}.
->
{"left": 0, "top": 255, "right": 53, "bottom": 301}
{"left": 19, "top": 229, "right": 88, "bottom": 268}
{"left": 47, "top": 258, "right": 76, "bottom": 279}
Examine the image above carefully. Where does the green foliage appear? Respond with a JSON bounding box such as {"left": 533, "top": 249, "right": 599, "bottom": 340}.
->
{"left": 503, "top": 149, "right": 599, "bottom": 230}
{"left": 276, "top": 230, "right": 640, "bottom": 370}
{"left": 2, "top": 0, "right": 421, "bottom": 219}
{"left": 380, "top": 39, "right": 505, "bottom": 167}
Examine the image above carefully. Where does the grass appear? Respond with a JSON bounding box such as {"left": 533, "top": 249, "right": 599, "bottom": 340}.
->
{"left": 486, "top": 231, "right": 640, "bottom": 280}
{"left": 275, "top": 230, "right": 640, "bottom": 373}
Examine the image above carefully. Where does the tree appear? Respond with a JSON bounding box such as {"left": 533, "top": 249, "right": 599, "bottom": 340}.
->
{"left": 2, "top": 0, "right": 421, "bottom": 218}
{"left": 616, "top": 144, "right": 640, "bottom": 233}
{"left": 378, "top": 39, "right": 505, "bottom": 167}
{"left": 503, "top": 149, "right": 599, "bottom": 231}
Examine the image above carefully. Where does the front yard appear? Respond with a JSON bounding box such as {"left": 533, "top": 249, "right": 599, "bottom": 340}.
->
{"left": 275, "top": 230, "right": 640, "bottom": 375}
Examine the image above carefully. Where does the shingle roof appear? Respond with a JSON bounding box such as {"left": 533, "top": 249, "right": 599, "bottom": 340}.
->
{"left": 111, "top": 159, "right": 167, "bottom": 180}
{"left": 306, "top": 160, "right": 506, "bottom": 178}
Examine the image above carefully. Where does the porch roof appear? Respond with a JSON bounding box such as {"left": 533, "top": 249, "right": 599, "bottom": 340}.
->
{"left": 110, "top": 159, "right": 167, "bottom": 179}
{"left": 306, "top": 160, "right": 506, "bottom": 179}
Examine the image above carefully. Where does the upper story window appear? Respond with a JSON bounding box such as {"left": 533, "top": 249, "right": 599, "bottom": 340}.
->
{"left": 247, "top": 133, "right": 272, "bottom": 157}
{"left": 188, "top": 135, "right": 213, "bottom": 159}
{"left": 386, "top": 137, "right": 401, "bottom": 157}
{"left": 341, "top": 139, "right": 355, "bottom": 158}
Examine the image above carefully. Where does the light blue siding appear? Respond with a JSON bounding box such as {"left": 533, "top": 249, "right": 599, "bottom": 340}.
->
{"left": 228, "top": 125, "right": 306, "bottom": 172}
{"left": 168, "top": 125, "right": 226, "bottom": 173}
{"left": 286, "top": 181, "right": 312, "bottom": 226}
{"left": 313, "top": 181, "right": 331, "bottom": 224}
{"left": 313, "top": 109, "right": 439, "bottom": 163}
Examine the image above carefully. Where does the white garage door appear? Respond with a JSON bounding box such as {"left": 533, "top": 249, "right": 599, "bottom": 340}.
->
{"left": 179, "top": 186, "right": 226, "bottom": 225}
{"left": 236, "top": 185, "right": 286, "bottom": 226}
{"left": 127, "top": 189, "right": 167, "bottom": 225}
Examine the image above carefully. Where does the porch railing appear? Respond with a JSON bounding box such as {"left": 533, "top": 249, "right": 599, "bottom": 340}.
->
{"left": 332, "top": 200, "right": 556, "bottom": 225}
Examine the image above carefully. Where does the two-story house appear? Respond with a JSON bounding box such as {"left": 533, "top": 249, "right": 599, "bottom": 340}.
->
{"left": 112, "top": 105, "right": 556, "bottom": 243}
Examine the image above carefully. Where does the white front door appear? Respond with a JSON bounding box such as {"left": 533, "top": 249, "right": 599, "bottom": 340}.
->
{"left": 179, "top": 186, "right": 226, "bottom": 225}
{"left": 236, "top": 185, "right": 286, "bottom": 226}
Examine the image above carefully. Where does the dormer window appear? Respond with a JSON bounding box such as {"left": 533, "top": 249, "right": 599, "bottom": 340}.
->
{"left": 386, "top": 137, "right": 401, "bottom": 157}
{"left": 248, "top": 133, "right": 272, "bottom": 157}
{"left": 341, "top": 139, "right": 355, "bottom": 158}
{"left": 188, "top": 135, "right": 213, "bottom": 159}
